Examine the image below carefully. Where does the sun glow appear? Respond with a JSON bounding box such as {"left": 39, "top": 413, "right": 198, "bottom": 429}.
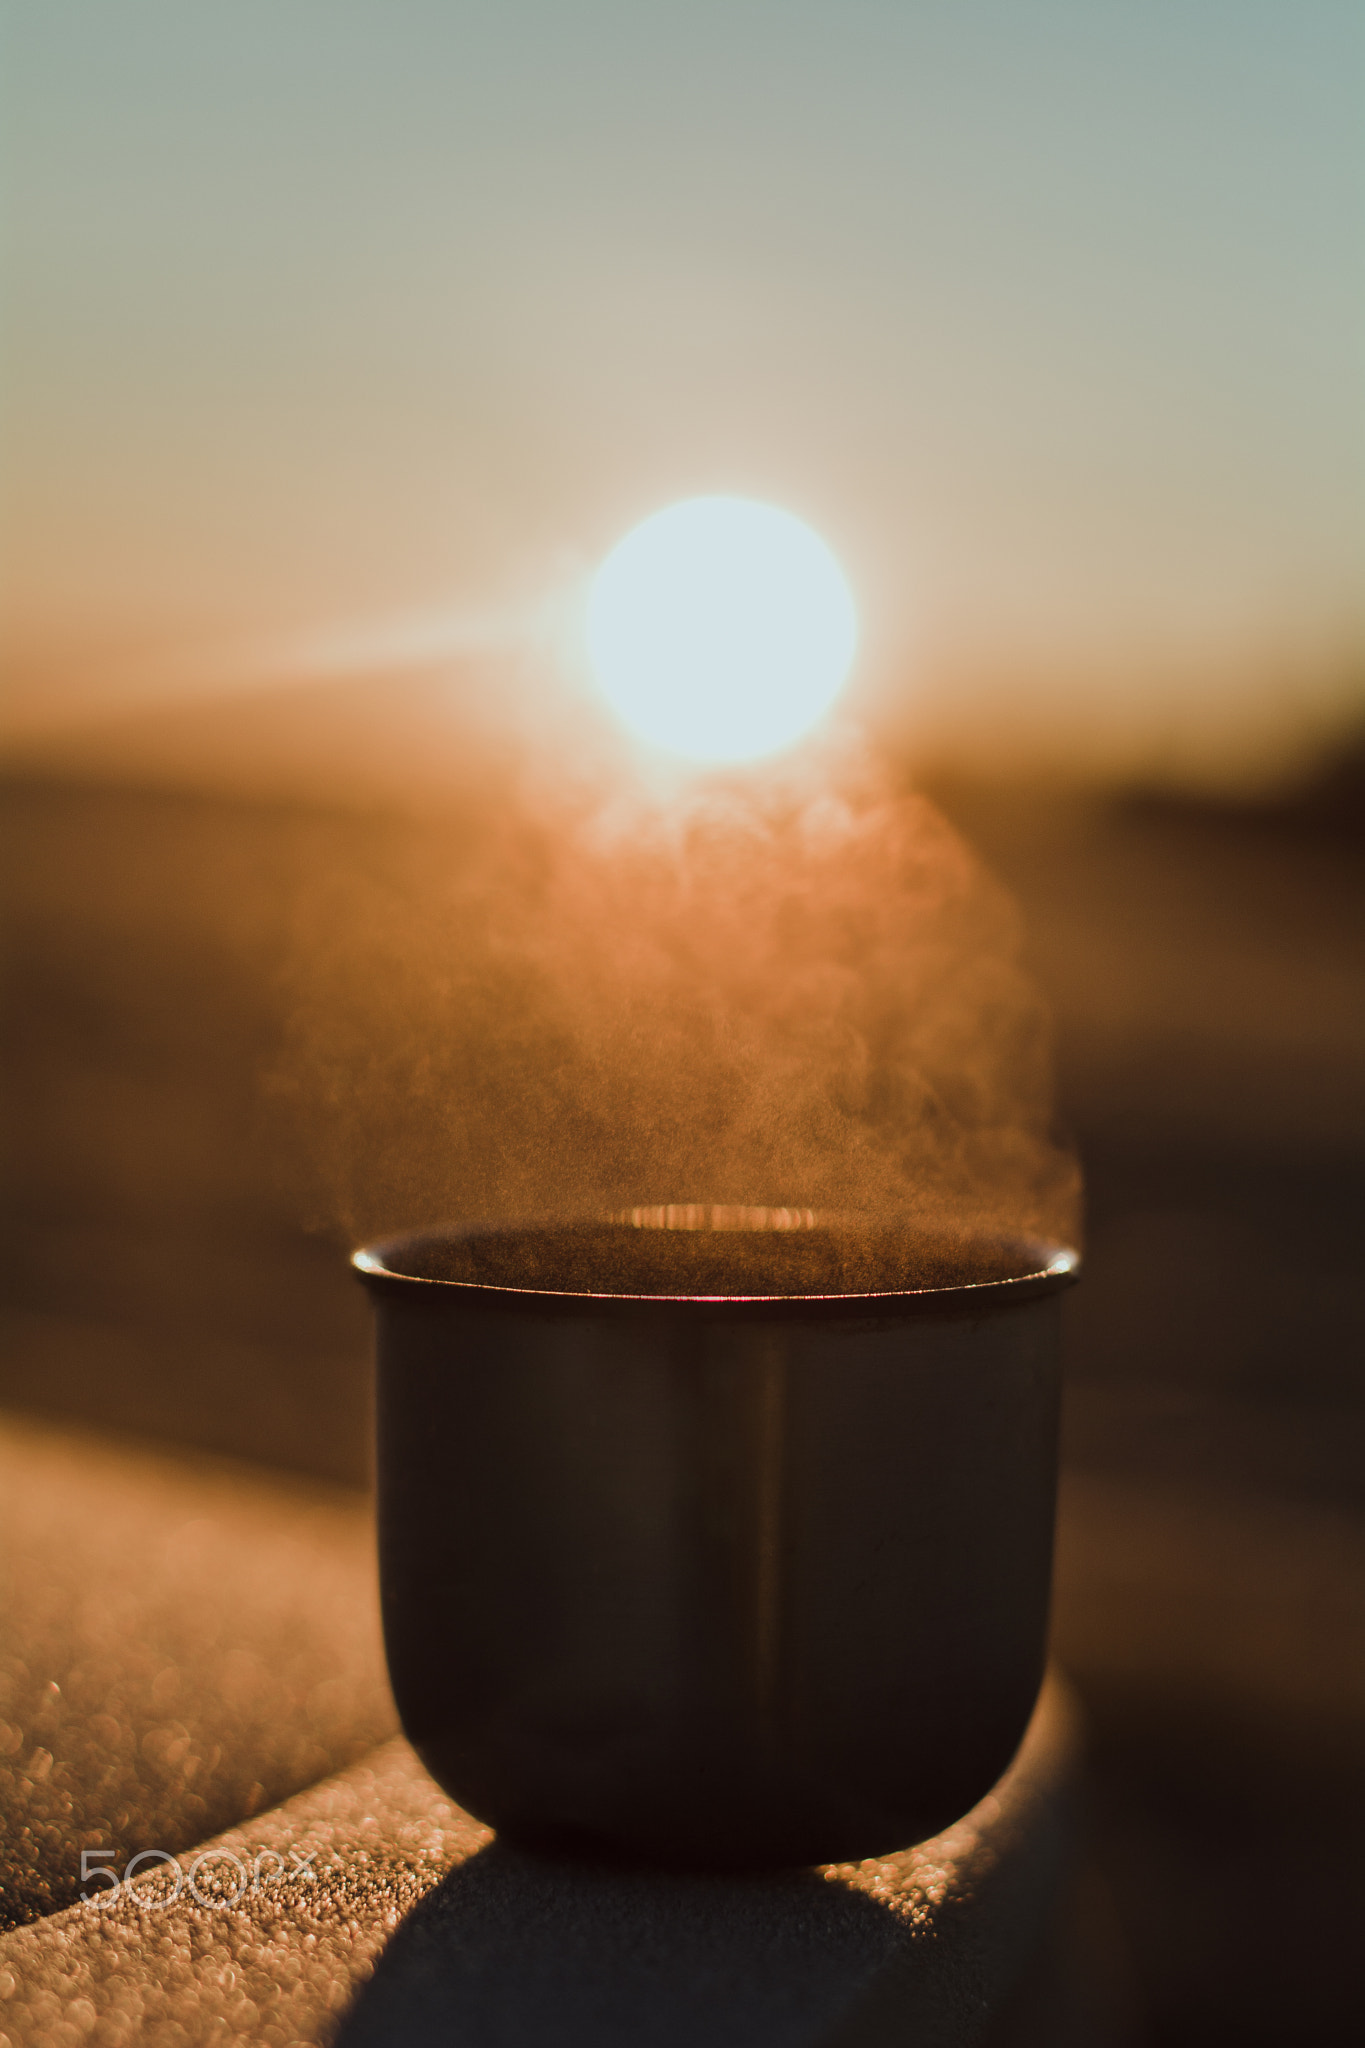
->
{"left": 586, "top": 497, "right": 858, "bottom": 764}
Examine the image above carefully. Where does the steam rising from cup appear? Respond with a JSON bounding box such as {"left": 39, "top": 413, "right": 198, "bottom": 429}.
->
{"left": 275, "top": 504, "right": 1078, "bottom": 1262}
{"left": 587, "top": 497, "right": 858, "bottom": 763}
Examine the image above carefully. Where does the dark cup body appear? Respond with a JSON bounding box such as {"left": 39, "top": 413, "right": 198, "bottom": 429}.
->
{"left": 357, "top": 1221, "right": 1075, "bottom": 1868}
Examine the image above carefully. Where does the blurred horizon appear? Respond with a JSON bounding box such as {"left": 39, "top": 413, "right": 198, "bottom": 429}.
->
{"left": 2, "top": 0, "right": 1363, "bottom": 792}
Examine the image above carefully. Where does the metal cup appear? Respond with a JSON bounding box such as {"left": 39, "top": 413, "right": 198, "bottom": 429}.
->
{"left": 355, "top": 1209, "right": 1077, "bottom": 1868}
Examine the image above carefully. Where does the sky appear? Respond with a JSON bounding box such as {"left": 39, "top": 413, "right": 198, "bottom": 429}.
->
{"left": 2, "top": 0, "right": 1362, "bottom": 785}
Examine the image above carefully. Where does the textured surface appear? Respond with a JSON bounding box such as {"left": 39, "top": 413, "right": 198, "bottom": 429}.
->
{"left": 0, "top": 1685, "right": 1082, "bottom": 2048}
{"left": 0, "top": 1406, "right": 1094, "bottom": 2044}
{"left": 0, "top": 1414, "right": 395, "bottom": 1928}
{"left": 0, "top": 1741, "right": 487, "bottom": 2048}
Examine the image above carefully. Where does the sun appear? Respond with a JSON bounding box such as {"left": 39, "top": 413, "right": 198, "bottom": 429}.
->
{"left": 586, "top": 496, "right": 858, "bottom": 764}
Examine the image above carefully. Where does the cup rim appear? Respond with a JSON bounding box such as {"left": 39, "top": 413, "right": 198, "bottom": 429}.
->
{"left": 352, "top": 1211, "right": 1080, "bottom": 1316}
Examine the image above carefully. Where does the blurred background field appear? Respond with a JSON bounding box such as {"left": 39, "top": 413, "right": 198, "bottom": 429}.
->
{"left": 3, "top": 726, "right": 1363, "bottom": 1499}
